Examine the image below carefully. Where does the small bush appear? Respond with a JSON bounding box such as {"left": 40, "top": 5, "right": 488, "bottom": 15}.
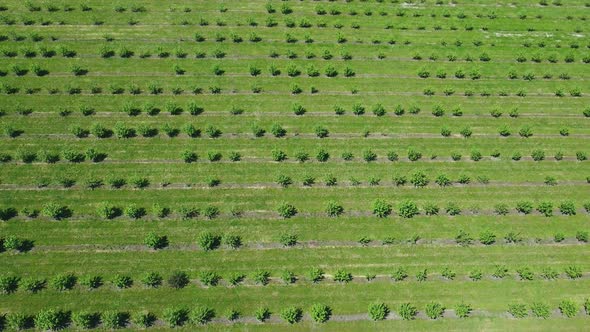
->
{"left": 162, "top": 307, "right": 189, "bottom": 327}
{"left": 190, "top": 306, "right": 215, "bottom": 325}
{"left": 197, "top": 232, "right": 221, "bottom": 251}
{"left": 368, "top": 303, "right": 389, "bottom": 321}
{"left": 280, "top": 307, "right": 302, "bottom": 324}
{"left": 425, "top": 302, "right": 445, "bottom": 319}
{"left": 34, "top": 309, "right": 70, "bottom": 331}
{"left": 398, "top": 303, "right": 418, "bottom": 320}
{"left": 559, "top": 300, "right": 579, "bottom": 318}
{"left": 144, "top": 232, "right": 168, "bottom": 249}
{"left": 277, "top": 202, "right": 297, "bottom": 218}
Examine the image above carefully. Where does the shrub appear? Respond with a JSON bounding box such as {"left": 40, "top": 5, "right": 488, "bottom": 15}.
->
{"left": 309, "top": 304, "right": 331, "bottom": 323}
{"left": 124, "top": 204, "right": 145, "bottom": 219}
{"left": 72, "top": 311, "right": 99, "bottom": 329}
{"left": 79, "top": 275, "right": 102, "bottom": 289}
{"left": 189, "top": 306, "right": 215, "bottom": 325}
{"left": 455, "top": 303, "right": 472, "bottom": 318}
{"left": 199, "top": 271, "right": 221, "bottom": 287}
{"left": 440, "top": 267, "right": 456, "bottom": 280}
{"left": 181, "top": 150, "right": 198, "bottom": 163}
{"left": 223, "top": 234, "right": 242, "bottom": 249}
{"left": 112, "top": 274, "right": 133, "bottom": 289}
{"left": 270, "top": 124, "right": 286, "bottom": 137}
{"left": 34, "top": 309, "right": 69, "bottom": 331}
{"left": 280, "top": 270, "right": 296, "bottom": 284}
{"left": 479, "top": 230, "right": 496, "bottom": 245}
{"left": 316, "top": 149, "right": 330, "bottom": 162}
{"left": 515, "top": 201, "right": 533, "bottom": 214}
{"left": 559, "top": 300, "right": 579, "bottom": 318}
{"left": 530, "top": 302, "right": 551, "bottom": 319}
{"left": 333, "top": 269, "right": 352, "bottom": 283}
{"left": 325, "top": 201, "right": 344, "bottom": 217}
{"left": 406, "top": 148, "right": 422, "bottom": 161}
{"left": 415, "top": 268, "right": 428, "bottom": 282}
{"left": 140, "top": 272, "right": 162, "bottom": 288}
{"left": 132, "top": 311, "right": 156, "bottom": 328}
{"left": 577, "top": 231, "right": 589, "bottom": 242}
{"left": 167, "top": 271, "right": 190, "bottom": 289}
{"left": 435, "top": 174, "right": 452, "bottom": 187}
{"left": 315, "top": 126, "right": 329, "bottom": 138}
{"left": 197, "top": 232, "right": 221, "bottom": 250}
{"left": 368, "top": 303, "right": 389, "bottom": 321}
{"left": 492, "top": 265, "right": 508, "bottom": 279}
{"left": 144, "top": 232, "right": 168, "bottom": 249}
{"left": 372, "top": 199, "right": 392, "bottom": 218}
{"left": 41, "top": 202, "right": 69, "bottom": 220}
{"left": 272, "top": 149, "right": 287, "bottom": 162}
{"left": 255, "top": 307, "right": 271, "bottom": 322}
{"left": 425, "top": 302, "right": 445, "bottom": 319}
{"left": 5, "top": 313, "right": 31, "bottom": 330}
{"left": 96, "top": 202, "right": 119, "bottom": 219}
{"left": 537, "top": 202, "right": 553, "bottom": 217}
{"left": 397, "top": 200, "right": 419, "bottom": 218}
{"left": 516, "top": 267, "right": 534, "bottom": 280}
{"left": 469, "top": 269, "right": 483, "bottom": 281}
{"left": 19, "top": 277, "right": 45, "bottom": 293}
{"left": 308, "top": 268, "right": 324, "bottom": 283}
{"left": 280, "top": 307, "right": 302, "bottom": 324}
{"left": 399, "top": 303, "right": 418, "bottom": 320}
{"left": 559, "top": 201, "right": 576, "bottom": 215}
{"left": 362, "top": 149, "right": 377, "bottom": 162}
{"left": 446, "top": 203, "right": 461, "bottom": 216}
{"left": 101, "top": 311, "right": 129, "bottom": 329}
{"left": 565, "top": 266, "right": 582, "bottom": 279}
{"left": 162, "top": 307, "right": 189, "bottom": 327}
{"left": 455, "top": 230, "right": 473, "bottom": 246}
{"left": 0, "top": 275, "right": 19, "bottom": 293}
{"left": 508, "top": 304, "right": 528, "bottom": 318}
{"left": 277, "top": 202, "right": 297, "bottom": 218}
{"left": 51, "top": 273, "right": 77, "bottom": 291}
{"left": 531, "top": 149, "right": 545, "bottom": 161}
{"left": 410, "top": 171, "right": 429, "bottom": 187}
{"left": 252, "top": 271, "right": 271, "bottom": 285}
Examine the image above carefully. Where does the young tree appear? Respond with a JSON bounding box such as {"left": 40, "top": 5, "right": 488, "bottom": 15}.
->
{"left": 310, "top": 304, "right": 332, "bottom": 323}
{"left": 368, "top": 303, "right": 389, "bottom": 321}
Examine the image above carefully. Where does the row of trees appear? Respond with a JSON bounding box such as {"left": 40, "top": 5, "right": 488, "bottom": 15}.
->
{"left": 2, "top": 200, "right": 589, "bottom": 222}
{"left": 2, "top": 263, "right": 587, "bottom": 296}
{"left": 5, "top": 104, "right": 590, "bottom": 119}
{"left": 0, "top": 298, "right": 587, "bottom": 330}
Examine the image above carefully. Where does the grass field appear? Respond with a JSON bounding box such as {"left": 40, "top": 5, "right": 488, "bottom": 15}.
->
{"left": 0, "top": 0, "right": 589, "bottom": 330}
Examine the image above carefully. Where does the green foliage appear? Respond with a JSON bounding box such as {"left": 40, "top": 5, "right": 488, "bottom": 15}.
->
{"left": 479, "top": 230, "right": 496, "bottom": 245}
{"left": 392, "top": 267, "right": 408, "bottom": 281}
{"left": 333, "top": 269, "right": 352, "bottom": 283}
{"left": 371, "top": 199, "right": 392, "bottom": 218}
{"left": 508, "top": 304, "right": 528, "bottom": 318}
{"left": 197, "top": 232, "right": 221, "bottom": 251}
{"left": 564, "top": 265, "right": 582, "bottom": 279}
{"left": 530, "top": 302, "right": 551, "bottom": 319}
{"left": 20, "top": 277, "right": 46, "bottom": 293}
{"left": 34, "top": 309, "right": 69, "bottom": 331}
{"left": 310, "top": 303, "right": 332, "bottom": 323}
{"left": 144, "top": 232, "right": 168, "bottom": 249}
{"left": 279, "top": 232, "right": 298, "bottom": 246}
{"left": 441, "top": 267, "right": 456, "bottom": 280}
{"left": 415, "top": 269, "right": 428, "bottom": 282}
{"left": 0, "top": 275, "right": 20, "bottom": 294}
{"left": 308, "top": 268, "right": 325, "bottom": 283}
{"left": 112, "top": 274, "right": 133, "bottom": 289}
{"left": 51, "top": 273, "right": 77, "bottom": 291}
{"left": 280, "top": 270, "right": 296, "bottom": 284}
{"left": 140, "top": 272, "right": 162, "bottom": 288}
{"left": 280, "top": 306, "right": 302, "bottom": 324}
{"left": 455, "top": 303, "right": 472, "bottom": 318}
{"left": 189, "top": 306, "right": 215, "bottom": 325}
{"left": 72, "top": 311, "right": 100, "bottom": 329}
{"left": 397, "top": 200, "right": 419, "bottom": 218}
{"left": 410, "top": 171, "right": 429, "bottom": 187}
{"left": 398, "top": 303, "right": 418, "bottom": 320}
{"left": 325, "top": 201, "right": 344, "bottom": 217}
{"left": 199, "top": 271, "right": 220, "bottom": 286}
{"left": 41, "top": 202, "right": 69, "bottom": 220}
{"left": 559, "top": 300, "right": 579, "bottom": 318}
{"left": 79, "top": 275, "right": 103, "bottom": 289}
{"left": 368, "top": 303, "right": 389, "bottom": 321}
{"left": 101, "top": 311, "right": 129, "bottom": 329}
{"left": 162, "top": 307, "right": 189, "bottom": 327}
{"left": 425, "top": 302, "right": 445, "bottom": 319}
{"left": 252, "top": 270, "right": 271, "bottom": 285}
{"left": 132, "top": 311, "right": 156, "bottom": 328}
{"left": 455, "top": 230, "right": 473, "bottom": 246}
{"left": 277, "top": 202, "right": 297, "bottom": 218}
